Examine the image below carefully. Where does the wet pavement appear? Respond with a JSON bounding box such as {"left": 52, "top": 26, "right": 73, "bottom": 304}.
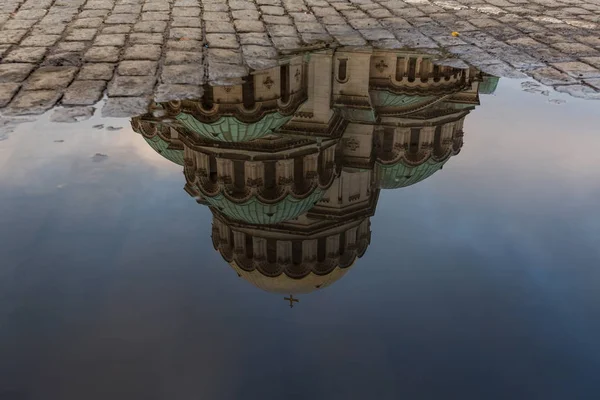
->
{"left": 1, "top": 47, "right": 600, "bottom": 399}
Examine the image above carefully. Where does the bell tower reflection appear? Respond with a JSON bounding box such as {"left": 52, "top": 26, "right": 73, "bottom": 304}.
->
{"left": 132, "top": 49, "right": 497, "bottom": 300}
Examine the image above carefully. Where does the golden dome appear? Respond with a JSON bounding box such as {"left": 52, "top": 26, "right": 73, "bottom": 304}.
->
{"left": 229, "top": 261, "right": 355, "bottom": 294}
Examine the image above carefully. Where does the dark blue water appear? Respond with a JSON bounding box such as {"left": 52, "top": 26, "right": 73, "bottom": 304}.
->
{"left": 1, "top": 78, "right": 599, "bottom": 399}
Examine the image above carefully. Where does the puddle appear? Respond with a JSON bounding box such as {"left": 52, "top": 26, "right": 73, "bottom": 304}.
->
{"left": 1, "top": 48, "right": 599, "bottom": 398}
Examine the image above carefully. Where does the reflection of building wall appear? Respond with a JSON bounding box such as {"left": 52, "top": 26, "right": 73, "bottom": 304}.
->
{"left": 133, "top": 48, "right": 495, "bottom": 296}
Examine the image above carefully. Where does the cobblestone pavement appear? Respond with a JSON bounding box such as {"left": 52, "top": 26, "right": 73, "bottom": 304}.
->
{"left": 1, "top": 0, "right": 600, "bottom": 116}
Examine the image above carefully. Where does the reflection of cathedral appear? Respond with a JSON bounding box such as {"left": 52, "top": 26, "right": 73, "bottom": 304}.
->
{"left": 132, "top": 49, "right": 497, "bottom": 299}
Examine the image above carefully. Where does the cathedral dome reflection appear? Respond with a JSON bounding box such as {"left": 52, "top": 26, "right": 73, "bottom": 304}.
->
{"left": 133, "top": 48, "right": 495, "bottom": 299}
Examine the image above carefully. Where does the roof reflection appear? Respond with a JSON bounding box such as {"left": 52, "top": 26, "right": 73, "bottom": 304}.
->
{"left": 131, "top": 49, "right": 497, "bottom": 298}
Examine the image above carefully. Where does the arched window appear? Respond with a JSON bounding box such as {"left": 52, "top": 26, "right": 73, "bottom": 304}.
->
{"left": 409, "top": 128, "right": 420, "bottom": 155}
{"left": 433, "top": 125, "right": 443, "bottom": 157}
{"left": 267, "top": 239, "right": 277, "bottom": 263}
{"left": 242, "top": 76, "right": 256, "bottom": 109}
{"left": 407, "top": 58, "right": 417, "bottom": 82}
{"left": 395, "top": 57, "right": 406, "bottom": 81}
{"left": 337, "top": 59, "right": 348, "bottom": 82}
{"left": 317, "top": 237, "right": 326, "bottom": 262}
{"left": 292, "top": 241, "right": 302, "bottom": 265}
{"left": 280, "top": 65, "right": 290, "bottom": 103}
{"left": 233, "top": 160, "right": 245, "bottom": 191}
{"left": 202, "top": 84, "right": 214, "bottom": 109}
{"left": 245, "top": 235, "right": 253, "bottom": 259}
{"left": 209, "top": 155, "right": 218, "bottom": 183}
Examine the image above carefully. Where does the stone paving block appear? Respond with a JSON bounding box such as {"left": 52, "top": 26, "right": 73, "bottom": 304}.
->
{"left": 105, "top": 14, "right": 138, "bottom": 24}
{"left": 102, "top": 25, "right": 133, "bottom": 34}
{"left": 271, "top": 36, "right": 302, "bottom": 50}
{"left": 551, "top": 42, "right": 599, "bottom": 56}
{"left": 261, "top": 6, "right": 285, "bottom": 15}
{"left": 123, "top": 44, "right": 162, "bottom": 60}
{"left": 268, "top": 24, "right": 297, "bottom": 37}
{"left": 234, "top": 20, "right": 265, "bottom": 33}
{"left": 72, "top": 17, "right": 105, "bottom": 28}
{"left": 232, "top": 10, "right": 260, "bottom": 20}
{"left": 207, "top": 48, "right": 243, "bottom": 64}
{"left": 66, "top": 29, "right": 98, "bottom": 42}
{"left": 165, "top": 51, "right": 203, "bottom": 65}
{"left": 25, "top": 67, "right": 78, "bottom": 90}
{"left": 172, "top": 17, "right": 203, "bottom": 28}
{"left": 32, "top": 24, "right": 67, "bottom": 35}
{"left": 0, "top": 83, "right": 20, "bottom": 108}
{"left": 296, "top": 22, "right": 328, "bottom": 33}
{"left": 117, "top": 60, "right": 158, "bottom": 76}
{"left": 262, "top": 15, "right": 293, "bottom": 24}
{"left": 3, "top": 47, "right": 48, "bottom": 63}
{"left": 133, "top": 21, "right": 168, "bottom": 32}
{"left": 206, "top": 33, "right": 240, "bottom": 49}
{"left": 0, "top": 64, "right": 35, "bottom": 83}
{"left": 102, "top": 96, "right": 151, "bottom": 117}
{"left": 530, "top": 66, "right": 578, "bottom": 85}
{"left": 359, "top": 29, "right": 396, "bottom": 40}
{"left": 94, "top": 34, "right": 127, "bottom": 46}
{"left": 14, "top": 9, "right": 47, "bottom": 20}
{"left": 2, "top": 18, "right": 38, "bottom": 30}
{"left": 0, "top": 30, "right": 28, "bottom": 44}
{"left": 55, "top": 42, "right": 88, "bottom": 52}
{"left": 204, "top": 12, "right": 230, "bottom": 22}
{"left": 84, "top": 0, "right": 114, "bottom": 10}
{"left": 204, "top": 3, "right": 229, "bottom": 11}
{"left": 113, "top": 5, "right": 142, "bottom": 14}
{"left": 154, "top": 84, "right": 204, "bottom": 102}
{"left": 290, "top": 12, "right": 318, "bottom": 22}
{"left": 143, "top": 2, "right": 170, "bottom": 11}
{"left": 79, "top": 10, "right": 110, "bottom": 18}
{"left": 205, "top": 21, "right": 236, "bottom": 33}
{"left": 20, "top": 35, "right": 61, "bottom": 47}
{"left": 229, "top": 1, "right": 257, "bottom": 10}
{"left": 348, "top": 18, "right": 383, "bottom": 30}
{"left": 161, "top": 65, "right": 204, "bottom": 84}
{"left": 4, "top": 90, "right": 62, "bottom": 115}
{"left": 62, "top": 80, "right": 106, "bottom": 105}
{"left": 142, "top": 12, "right": 170, "bottom": 21}
{"left": 78, "top": 63, "right": 116, "bottom": 80}
{"left": 129, "top": 33, "right": 164, "bottom": 45}
{"left": 239, "top": 33, "right": 272, "bottom": 46}
{"left": 581, "top": 57, "right": 600, "bottom": 68}
{"left": 552, "top": 61, "right": 600, "bottom": 78}
{"left": 172, "top": 7, "right": 201, "bottom": 17}
{"left": 332, "top": 34, "right": 368, "bottom": 46}
{"left": 108, "top": 75, "right": 156, "bottom": 96}
{"left": 242, "top": 45, "right": 277, "bottom": 59}
{"left": 167, "top": 39, "right": 203, "bottom": 51}
{"left": 85, "top": 46, "right": 121, "bottom": 62}
{"left": 301, "top": 32, "right": 334, "bottom": 44}
{"left": 169, "top": 28, "right": 203, "bottom": 40}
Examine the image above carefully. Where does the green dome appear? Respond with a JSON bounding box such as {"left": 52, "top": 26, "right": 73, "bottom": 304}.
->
{"left": 144, "top": 135, "right": 184, "bottom": 166}
{"left": 206, "top": 189, "right": 325, "bottom": 225}
{"left": 479, "top": 76, "right": 499, "bottom": 95}
{"left": 176, "top": 112, "right": 292, "bottom": 142}
{"left": 377, "top": 159, "right": 448, "bottom": 189}
{"left": 370, "top": 91, "right": 437, "bottom": 108}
